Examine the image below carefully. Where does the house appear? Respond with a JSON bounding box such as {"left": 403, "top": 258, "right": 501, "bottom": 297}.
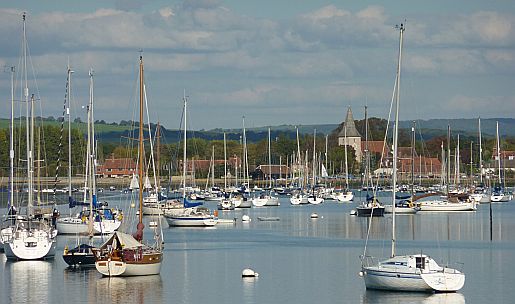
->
{"left": 97, "top": 157, "right": 137, "bottom": 178}
{"left": 251, "top": 165, "right": 290, "bottom": 180}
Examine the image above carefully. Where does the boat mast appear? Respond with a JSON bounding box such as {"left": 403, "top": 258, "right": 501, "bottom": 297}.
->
{"left": 496, "top": 121, "right": 501, "bottom": 185}
{"left": 447, "top": 125, "right": 451, "bottom": 197}
{"left": 224, "top": 132, "right": 227, "bottom": 191}
{"left": 478, "top": 117, "right": 483, "bottom": 184}
{"left": 87, "top": 69, "right": 95, "bottom": 237}
{"left": 391, "top": 22, "right": 404, "bottom": 258}
{"left": 243, "top": 116, "right": 249, "bottom": 188}
{"left": 268, "top": 127, "right": 272, "bottom": 189}
{"left": 312, "top": 129, "right": 316, "bottom": 190}
{"left": 364, "top": 106, "right": 369, "bottom": 191}
{"left": 182, "top": 91, "right": 187, "bottom": 201}
{"left": 344, "top": 121, "right": 349, "bottom": 190}
{"left": 67, "top": 65, "right": 73, "bottom": 202}
{"left": 9, "top": 66, "right": 15, "bottom": 210}
{"left": 135, "top": 55, "right": 145, "bottom": 241}
{"left": 411, "top": 121, "right": 415, "bottom": 200}
{"left": 22, "top": 13, "right": 33, "bottom": 216}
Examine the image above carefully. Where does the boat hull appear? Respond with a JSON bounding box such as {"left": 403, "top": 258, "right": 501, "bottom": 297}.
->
{"left": 165, "top": 216, "right": 218, "bottom": 227}
{"left": 363, "top": 267, "right": 432, "bottom": 292}
{"left": 57, "top": 218, "right": 121, "bottom": 234}
{"left": 419, "top": 201, "right": 476, "bottom": 211}
{"left": 356, "top": 207, "right": 385, "bottom": 217}
{"left": 63, "top": 252, "right": 96, "bottom": 267}
{"left": 4, "top": 236, "right": 56, "bottom": 260}
{"left": 96, "top": 259, "right": 162, "bottom": 277}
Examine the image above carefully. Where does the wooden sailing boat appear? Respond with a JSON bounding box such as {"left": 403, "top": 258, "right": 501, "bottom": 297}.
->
{"left": 94, "top": 56, "right": 163, "bottom": 276}
{"left": 360, "top": 23, "right": 465, "bottom": 292}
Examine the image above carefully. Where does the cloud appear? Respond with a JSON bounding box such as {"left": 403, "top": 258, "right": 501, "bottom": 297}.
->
{"left": 1, "top": 4, "right": 515, "bottom": 129}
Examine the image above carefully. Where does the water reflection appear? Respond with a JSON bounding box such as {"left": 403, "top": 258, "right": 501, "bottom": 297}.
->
{"left": 95, "top": 275, "right": 163, "bottom": 303}
{"left": 242, "top": 276, "right": 258, "bottom": 304}
{"left": 5, "top": 260, "right": 52, "bottom": 303}
{"left": 362, "top": 290, "right": 465, "bottom": 304}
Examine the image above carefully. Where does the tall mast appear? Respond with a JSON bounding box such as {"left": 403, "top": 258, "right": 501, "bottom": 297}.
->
{"left": 242, "top": 116, "right": 249, "bottom": 188}
{"left": 182, "top": 91, "right": 187, "bottom": 200}
{"left": 478, "top": 118, "right": 483, "bottom": 184}
{"left": 364, "top": 106, "right": 369, "bottom": 190}
{"left": 67, "top": 65, "right": 73, "bottom": 199}
{"left": 134, "top": 55, "right": 145, "bottom": 241}
{"left": 9, "top": 66, "right": 15, "bottom": 209}
{"left": 312, "top": 129, "right": 316, "bottom": 189}
{"left": 447, "top": 125, "right": 451, "bottom": 197}
{"left": 22, "top": 13, "right": 33, "bottom": 215}
{"left": 496, "top": 121, "right": 501, "bottom": 185}
{"left": 224, "top": 133, "right": 227, "bottom": 191}
{"left": 411, "top": 121, "right": 415, "bottom": 199}
{"left": 391, "top": 23, "right": 404, "bottom": 258}
{"left": 344, "top": 121, "right": 349, "bottom": 190}
{"left": 268, "top": 127, "right": 272, "bottom": 189}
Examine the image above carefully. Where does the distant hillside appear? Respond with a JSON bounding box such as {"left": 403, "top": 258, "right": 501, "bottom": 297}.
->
{"left": 1, "top": 117, "right": 513, "bottom": 144}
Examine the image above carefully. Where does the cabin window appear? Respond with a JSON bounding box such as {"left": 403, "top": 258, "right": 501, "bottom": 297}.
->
{"left": 25, "top": 242, "right": 37, "bottom": 248}
{"left": 416, "top": 257, "right": 425, "bottom": 269}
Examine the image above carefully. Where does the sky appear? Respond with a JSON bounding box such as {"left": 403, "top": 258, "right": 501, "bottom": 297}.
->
{"left": 1, "top": 0, "right": 514, "bottom": 131}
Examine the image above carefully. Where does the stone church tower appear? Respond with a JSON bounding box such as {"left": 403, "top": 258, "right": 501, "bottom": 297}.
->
{"left": 337, "top": 107, "right": 362, "bottom": 162}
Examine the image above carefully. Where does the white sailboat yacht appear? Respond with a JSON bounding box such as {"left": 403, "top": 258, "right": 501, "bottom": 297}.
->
{"left": 360, "top": 23, "right": 465, "bottom": 292}
{"left": 56, "top": 68, "right": 122, "bottom": 235}
{"left": 490, "top": 121, "right": 512, "bottom": 202}
{"left": 335, "top": 119, "right": 354, "bottom": 202}
{"left": 164, "top": 93, "right": 217, "bottom": 227}
{"left": 252, "top": 128, "right": 279, "bottom": 207}
{"left": 3, "top": 13, "right": 57, "bottom": 260}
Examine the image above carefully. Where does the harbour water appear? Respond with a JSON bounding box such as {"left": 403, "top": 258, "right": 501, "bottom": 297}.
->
{"left": 1, "top": 192, "right": 514, "bottom": 303}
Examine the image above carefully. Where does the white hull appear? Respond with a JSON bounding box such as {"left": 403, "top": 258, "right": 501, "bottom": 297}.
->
{"left": 384, "top": 205, "right": 418, "bottom": 214}
{"left": 4, "top": 233, "right": 56, "bottom": 260}
{"left": 165, "top": 215, "right": 218, "bottom": 227}
{"left": 470, "top": 193, "right": 490, "bottom": 204}
{"left": 362, "top": 254, "right": 465, "bottom": 292}
{"left": 490, "top": 194, "right": 512, "bottom": 202}
{"left": 57, "top": 218, "right": 121, "bottom": 234}
{"left": 234, "top": 198, "right": 252, "bottom": 208}
{"left": 265, "top": 197, "right": 280, "bottom": 206}
{"left": 252, "top": 198, "right": 268, "bottom": 207}
{"left": 96, "top": 260, "right": 162, "bottom": 277}
{"left": 308, "top": 196, "right": 324, "bottom": 205}
{"left": 336, "top": 192, "right": 354, "bottom": 202}
{"left": 290, "top": 196, "right": 308, "bottom": 205}
{"left": 419, "top": 200, "right": 476, "bottom": 211}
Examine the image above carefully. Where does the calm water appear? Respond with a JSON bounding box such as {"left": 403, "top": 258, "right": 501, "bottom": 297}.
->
{"left": 1, "top": 191, "right": 514, "bottom": 304}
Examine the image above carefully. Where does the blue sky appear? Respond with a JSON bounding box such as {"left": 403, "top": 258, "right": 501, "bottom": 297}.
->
{"left": 1, "top": 0, "right": 514, "bottom": 130}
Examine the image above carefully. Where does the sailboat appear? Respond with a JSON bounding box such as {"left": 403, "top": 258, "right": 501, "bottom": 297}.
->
{"left": 335, "top": 118, "right": 354, "bottom": 202}
{"left": 63, "top": 69, "right": 102, "bottom": 267}
{"left": 252, "top": 128, "right": 280, "bottom": 207}
{"left": 290, "top": 127, "right": 309, "bottom": 205}
{"left": 3, "top": 13, "right": 57, "bottom": 260}
{"left": 93, "top": 55, "right": 163, "bottom": 276}
{"left": 469, "top": 118, "right": 490, "bottom": 204}
{"left": 56, "top": 67, "right": 122, "bottom": 235}
{"left": 307, "top": 129, "right": 324, "bottom": 205}
{"left": 233, "top": 116, "right": 252, "bottom": 208}
{"left": 218, "top": 133, "right": 236, "bottom": 210}
{"left": 355, "top": 106, "right": 385, "bottom": 217}
{"left": 490, "top": 121, "right": 512, "bottom": 202}
{"left": 164, "top": 93, "right": 217, "bottom": 227}
{"left": 360, "top": 23, "right": 465, "bottom": 292}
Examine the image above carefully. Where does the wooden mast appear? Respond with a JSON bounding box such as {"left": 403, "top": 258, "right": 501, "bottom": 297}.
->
{"left": 135, "top": 55, "right": 145, "bottom": 241}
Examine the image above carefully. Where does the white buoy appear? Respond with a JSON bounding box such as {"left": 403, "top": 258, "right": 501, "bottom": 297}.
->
{"left": 130, "top": 202, "right": 136, "bottom": 208}
{"left": 350, "top": 210, "right": 357, "bottom": 216}
{"left": 149, "top": 221, "right": 157, "bottom": 227}
{"left": 242, "top": 214, "right": 251, "bottom": 222}
{"left": 310, "top": 213, "right": 319, "bottom": 219}
{"left": 242, "top": 268, "right": 259, "bottom": 277}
